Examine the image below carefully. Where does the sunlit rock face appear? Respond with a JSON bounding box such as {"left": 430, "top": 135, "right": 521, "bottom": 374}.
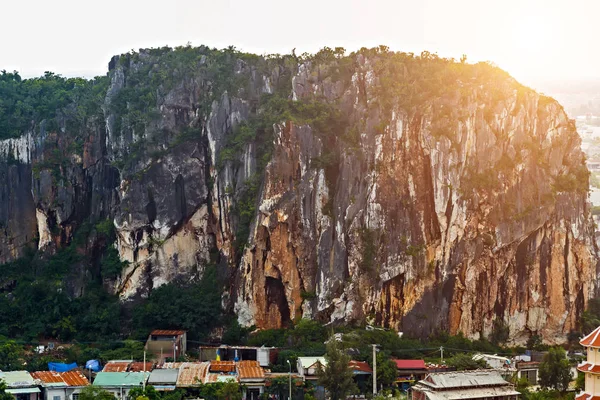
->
{"left": 0, "top": 47, "right": 596, "bottom": 343}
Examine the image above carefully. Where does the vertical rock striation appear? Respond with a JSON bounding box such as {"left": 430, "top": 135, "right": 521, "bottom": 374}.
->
{"left": 0, "top": 47, "right": 595, "bottom": 343}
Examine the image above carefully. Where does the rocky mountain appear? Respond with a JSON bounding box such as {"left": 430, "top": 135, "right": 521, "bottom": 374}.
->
{"left": 0, "top": 46, "right": 596, "bottom": 344}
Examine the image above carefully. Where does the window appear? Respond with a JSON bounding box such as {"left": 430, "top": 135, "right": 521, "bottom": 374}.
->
{"left": 53, "top": 396, "right": 61, "bottom": 400}
{"left": 72, "top": 394, "right": 80, "bottom": 400}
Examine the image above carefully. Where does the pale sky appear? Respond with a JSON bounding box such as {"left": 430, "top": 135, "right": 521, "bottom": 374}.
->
{"left": 1, "top": 0, "right": 598, "bottom": 87}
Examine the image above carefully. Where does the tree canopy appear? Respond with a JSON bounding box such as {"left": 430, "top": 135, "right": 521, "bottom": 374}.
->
{"left": 317, "top": 339, "right": 357, "bottom": 400}
{"left": 539, "top": 347, "right": 572, "bottom": 392}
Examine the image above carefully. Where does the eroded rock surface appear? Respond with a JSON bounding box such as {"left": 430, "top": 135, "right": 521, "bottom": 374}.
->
{"left": 0, "top": 47, "right": 596, "bottom": 343}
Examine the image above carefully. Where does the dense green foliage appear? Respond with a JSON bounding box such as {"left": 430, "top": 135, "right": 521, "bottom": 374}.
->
{"left": 582, "top": 297, "right": 600, "bottom": 334}
{"left": 0, "top": 70, "right": 107, "bottom": 139}
{"left": 80, "top": 386, "right": 117, "bottom": 400}
{"left": 0, "top": 381, "right": 15, "bottom": 400}
{"left": 539, "top": 347, "right": 572, "bottom": 392}
{"left": 445, "top": 353, "right": 488, "bottom": 370}
{"left": 132, "top": 267, "right": 222, "bottom": 341}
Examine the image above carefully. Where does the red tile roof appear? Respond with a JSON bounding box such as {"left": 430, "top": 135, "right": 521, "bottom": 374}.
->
{"left": 578, "top": 363, "right": 600, "bottom": 374}
{"left": 32, "top": 371, "right": 90, "bottom": 386}
{"left": 393, "top": 359, "right": 427, "bottom": 370}
{"left": 151, "top": 330, "right": 186, "bottom": 336}
{"left": 581, "top": 326, "right": 600, "bottom": 347}
{"left": 349, "top": 361, "right": 372, "bottom": 374}
{"left": 575, "top": 394, "right": 600, "bottom": 400}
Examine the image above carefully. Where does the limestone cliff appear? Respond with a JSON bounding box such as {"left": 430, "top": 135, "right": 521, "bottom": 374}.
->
{"left": 0, "top": 46, "right": 596, "bottom": 344}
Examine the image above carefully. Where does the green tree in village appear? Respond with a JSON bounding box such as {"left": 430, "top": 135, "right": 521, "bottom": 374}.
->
{"left": 128, "top": 386, "right": 160, "bottom": 400}
{"left": 370, "top": 353, "right": 397, "bottom": 389}
{"left": 79, "top": 386, "right": 117, "bottom": 400}
{"left": 216, "top": 381, "right": 242, "bottom": 400}
{"left": 0, "top": 381, "right": 14, "bottom": 400}
{"left": 0, "top": 341, "right": 24, "bottom": 371}
{"left": 538, "top": 347, "right": 572, "bottom": 393}
{"left": 317, "top": 339, "right": 357, "bottom": 400}
{"left": 445, "top": 353, "right": 488, "bottom": 371}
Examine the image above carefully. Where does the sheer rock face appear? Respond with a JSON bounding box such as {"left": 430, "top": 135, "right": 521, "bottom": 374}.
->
{"left": 0, "top": 49, "right": 596, "bottom": 343}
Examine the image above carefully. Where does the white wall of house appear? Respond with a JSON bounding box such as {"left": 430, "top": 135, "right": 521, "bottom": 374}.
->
{"left": 43, "top": 387, "right": 86, "bottom": 400}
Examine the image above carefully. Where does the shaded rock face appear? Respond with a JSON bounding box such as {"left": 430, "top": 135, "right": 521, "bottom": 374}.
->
{"left": 0, "top": 47, "right": 596, "bottom": 343}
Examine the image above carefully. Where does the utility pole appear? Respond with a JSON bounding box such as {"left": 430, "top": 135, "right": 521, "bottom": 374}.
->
{"left": 440, "top": 346, "right": 444, "bottom": 364}
{"left": 173, "top": 337, "right": 177, "bottom": 362}
{"left": 143, "top": 350, "right": 146, "bottom": 391}
{"left": 287, "top": 360, "right": 292, "bottom": 400}
{"left": 372, "top": 344, "right": 378, "bottom": 396}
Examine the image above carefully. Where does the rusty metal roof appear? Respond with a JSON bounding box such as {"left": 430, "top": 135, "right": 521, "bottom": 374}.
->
{"left": 237, "top": 361, "right": 265, "bottom": 380}
{"left": 209, "top": 361, "right": 236, "bottom": 373}
{"left": 129, "top": 362, "right": 154, "bottom": 372}
{"left": 103, "top": 362, "right": 131, "bottom": 372}
{"left": 32, "top": 371, "right": 90, "bottom": 387}
{"left": 176, "top": 363, "right": 210, "bottom": 387}
{"left": 159, "top": 362, "right": 183, "bottom": 369}
{"left": 151, "top": 330, "right": 186, "bottom": 336}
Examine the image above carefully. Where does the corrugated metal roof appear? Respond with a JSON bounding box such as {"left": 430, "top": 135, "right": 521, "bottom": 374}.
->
{"left": 237, "top": 361, "right": 265, "bottom": 380}
{"left": 6, "top": 388, "right": 40, "bottom": 394}
{"left": 473, "top": 354, "right": 509, "bottom": 361}
{"left": 92, "top": 372, "right": 149, "bottom": 387}
{"left": 176, "top": 363, "right": 210, "bottom": 386}
{"left": 151, "top": 330, "right": 186, "bottom": 336}
{"left": 413, "top": 384, "right": 520, "bottom": 400}
{"left": 209, "top": 361, "right": 236, "bottom": 373}
{"left": 103, "top": 362, "right": 131, "bottom": 372}
{"left": 393, "top": 360, "right": 427, "bottom": 370}
{"left": 0, "top": 371, "right": 35, "bottom": 386}
{"left": 129, "top": 362, "right": 154, "bottom": 372}
{"left": 148, "top": 369, "right": 178, "bottom": 385}
{"left": 420, "top": 370, "right": 509, "bottom": 389}
{"left": 31, "top": 371, "right": 90, "bottom": 387}
{"left": 160, "top": 363, "right": 183, "bottom": 369}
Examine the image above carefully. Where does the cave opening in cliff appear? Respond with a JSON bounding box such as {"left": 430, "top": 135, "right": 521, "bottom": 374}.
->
{"left": 265, "top": 276, "right": 291, "bottom": 325}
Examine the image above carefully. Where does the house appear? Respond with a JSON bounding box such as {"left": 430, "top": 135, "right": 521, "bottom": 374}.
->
{"left": 296, "top": 357, "right": 326, "bottom": 381}
{"left": 0, "top": 371, "right": 41, "bottom": 400}
{"left": 412, "top": 370, "right": 520, "bottom": 400}
{"left": 348, "top": 361, "right": 372, "bottom": 393}
{"left": 515, "top": 361, "right": 540, "bottom": 386}
{"left": 92, "top": 372, "right": 149, "bottom": 399}
{"left": 393, "top": 359, "right": 428, "bottom": 388}
{"left": 31, "top": 371, "right": 90, "bottom": 400}
{"left": 198, "top": 346, "right": 277, "bottom": 367}
{"left": 147, "top": 369, "right": 178, "bottom": 391}
{"left": 237, "top": 361, "right": 266, "bottom": 400}
{"left": 576, "top": 325, "right": 600, "bottom": 400}
{"left": 472, "top": 354, "right": 511, "bottom": 369}
{"left": 146, "top": 330, "right": 187, "bottom": 362}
